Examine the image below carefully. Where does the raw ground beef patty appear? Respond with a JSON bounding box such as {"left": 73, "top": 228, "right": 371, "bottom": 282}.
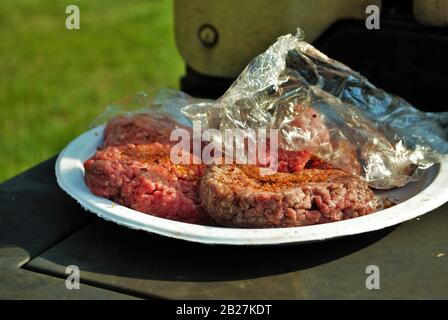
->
{"left": 102, "top": 114, "right": 186, "bottom": 148}
{"left": 85, "top": 113, "right": 377, "bottom": 227}
{"left": 84, "top": 143, "right": 208, "bottom": 224}
{"left": 200, "top": 165, "right": 377, "bottom": 228}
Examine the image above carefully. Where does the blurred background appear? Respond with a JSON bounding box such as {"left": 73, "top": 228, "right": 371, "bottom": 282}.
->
{"left": 0, "top": 0, "right": 183, "bottom": 182}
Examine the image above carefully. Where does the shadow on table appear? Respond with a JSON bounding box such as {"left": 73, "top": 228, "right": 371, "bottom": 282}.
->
{"left": 31, "top": 219, "right": 396, "bottom": 282}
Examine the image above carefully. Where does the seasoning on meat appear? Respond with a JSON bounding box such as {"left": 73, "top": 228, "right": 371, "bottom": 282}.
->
{"left": 199, "top": 165, "right": 377, "bottom": 228}
{"left": 84, "top": 143, "right": 209, "bottom": 224}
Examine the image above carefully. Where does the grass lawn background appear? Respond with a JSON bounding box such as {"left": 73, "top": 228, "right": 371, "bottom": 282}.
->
{"left": 0, "top": 0, "right": 183, "bottom": 182}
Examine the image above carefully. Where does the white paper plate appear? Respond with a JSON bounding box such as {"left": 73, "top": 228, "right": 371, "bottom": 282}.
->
{"left": 55, "top": 126, "right": 448, "bottom": 245}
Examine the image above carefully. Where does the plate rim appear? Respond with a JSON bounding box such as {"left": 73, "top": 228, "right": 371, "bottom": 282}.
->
{"left": 55, "top": 126, "right": 448, "bottom": 245}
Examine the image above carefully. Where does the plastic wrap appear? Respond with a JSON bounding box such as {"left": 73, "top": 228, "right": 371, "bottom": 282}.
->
{"left": 94, "top": 29, "right": 447, "bottom": 189}
{"left": 92, "top": 88, "right": 208, "bottom": 128}
{"left": 181, "top": 29, "right": 448, "bottom": 189}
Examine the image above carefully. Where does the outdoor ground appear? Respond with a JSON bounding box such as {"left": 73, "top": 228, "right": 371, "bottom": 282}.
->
{"left": 0, "top": 0, "right": 183, "bottom": 182}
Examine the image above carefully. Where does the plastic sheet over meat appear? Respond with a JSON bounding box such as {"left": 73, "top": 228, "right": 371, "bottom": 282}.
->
{"left": 180, "top": 29, "right": 448, "bottom": 189}
{"left": 93, "top": 29, "right": 447, "bottom": 189}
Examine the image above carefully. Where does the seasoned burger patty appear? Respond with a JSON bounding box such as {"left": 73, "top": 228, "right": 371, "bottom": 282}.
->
{"left": 84, "top": 143, "right": 208, "bottom": 224}
{"left": 200, "top": 165, "right": 377, "bottom": 228}
{"left": 85, "top": 113, "right": 376, "bottom": 227}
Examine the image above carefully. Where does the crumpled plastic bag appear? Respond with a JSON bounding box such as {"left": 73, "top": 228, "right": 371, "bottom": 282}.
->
{"left": 180, "top": 29, "right": 448, "bottom": 189}
{"left": 94, "top": 29, "right": 447, "bottom": 189}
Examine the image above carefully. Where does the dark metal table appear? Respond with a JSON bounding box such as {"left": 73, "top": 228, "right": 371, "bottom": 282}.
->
{"left": 0, "top": 156, "right": 447, "bottom": 299}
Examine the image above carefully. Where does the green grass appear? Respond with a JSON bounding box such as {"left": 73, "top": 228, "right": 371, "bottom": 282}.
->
{"left": 0, "top": 0, "right": 183, "bottom": 182}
